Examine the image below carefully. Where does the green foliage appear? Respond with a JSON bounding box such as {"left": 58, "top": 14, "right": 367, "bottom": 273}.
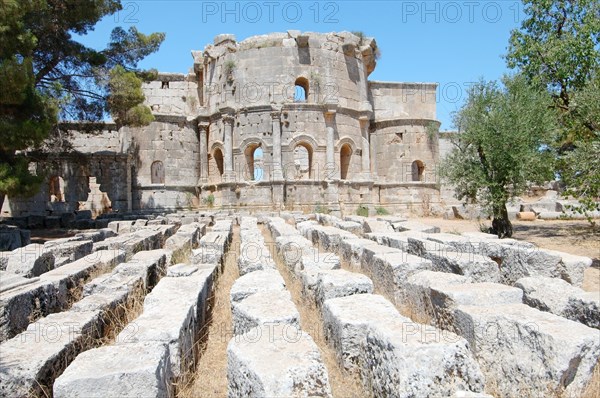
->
{"left": 203, "top": 194, "right": 215, "bottom": 208}
{"left": 314, "top": 203, "right": 330, "bottom": 214}
{"left": 506, "top": 0, "right": 599, "bottom": 219}
{"left": 559, "top": 134, "right": 600, "bottom": 217}
{"left": 506, "top": 0, "right": 600, "bottom": 109}
{"left": 356, "top": 205, "right": 369, "bottom": 217}
{"left": 0, "top": 1, "right": 164, "bottom": 204}
{"left": 224, "top": 60, "right": 236, "bottom": 75}
{"left": 375, "top": 206, "right": 389, "bottom": 215}
{"left": 442, "top": 75, "right": 556, "bottom": 237}
{"left": 108, "top": 66, "right": 154, "bottom": 127}
{"left": 0, "top": 157, "right": 43, "bottom": 199}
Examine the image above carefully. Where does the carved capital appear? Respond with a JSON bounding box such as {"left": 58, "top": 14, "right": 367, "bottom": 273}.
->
{"left": 198, "top": 121, "right": 210, "bottom": 132}
{"left": 222, "top": 114, "right": 235, "bottom": 125}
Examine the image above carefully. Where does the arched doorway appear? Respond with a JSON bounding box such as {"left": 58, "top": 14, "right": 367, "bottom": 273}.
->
{"left": 244, "top": 143, "right": 263, "bottom": 181}
{"left": 412, "top": 160, "right": 425, "bottom": 181}
{"left": 293, "top": 143, "right": 312, "bottom": 180}
{"left": 212, "top": 148, "right": 224, "bottom": 179}
{"left": 151, "top": 161, "right": 165, "bottom": 184}
{"left": 340, "top": 144, "right": 352, "bottom": 180}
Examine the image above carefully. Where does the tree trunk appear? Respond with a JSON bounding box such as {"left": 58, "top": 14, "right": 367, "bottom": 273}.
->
{"left": 490, "top": 203, "right": 513, "bottom": 238}
{"left": 0, "top": 193, "right": 4, "bottom": 214}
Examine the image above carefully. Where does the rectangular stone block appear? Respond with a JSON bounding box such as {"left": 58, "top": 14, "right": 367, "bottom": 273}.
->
{"left": 454, "top": 304, "right": 600, "bottom": 397}
{"left": 53, "top": 342, "right": 173, "bottom": 398}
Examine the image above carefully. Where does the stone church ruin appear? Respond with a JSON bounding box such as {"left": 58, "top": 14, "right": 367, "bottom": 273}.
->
{"left": 2, "top": 31, "right": 442, "bottom": 218}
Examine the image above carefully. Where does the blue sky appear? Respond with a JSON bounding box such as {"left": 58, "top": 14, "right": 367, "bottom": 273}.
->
{"left": 79, "top": 0, "right": 525, "bottom": 129}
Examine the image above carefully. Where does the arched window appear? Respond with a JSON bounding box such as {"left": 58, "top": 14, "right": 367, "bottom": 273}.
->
{"left": 294, "top": 77, "right": 309, "bottom": 102}
{"left": 49, "top": 176, "right": 65, "bottom": 202}
{"left": 412, "top": 160, "right": 425, "bottom": 182}
{"left": 340, "top": 144, "right": 352, "bottom": 180}
{"left": 293, "top": 143, "right": 312, "bottom": 180}
{"left": 213, "top": 148, "right": 224, "bottom": 177}
{"left": 151, "top": 161, "right": 165, "bottom": 184}
{"left": 244, "top": 144, "right": 263, "bottom": 181}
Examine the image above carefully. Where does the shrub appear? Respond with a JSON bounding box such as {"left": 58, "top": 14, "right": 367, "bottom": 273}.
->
{"left": 375, "top": 206, "right": 389, "bottom": 215}
{"left": 356, "top": 205, "right": 369, "bottom": 217}
{"left": 203, "top": 194, "right": 215, "bottom": 208}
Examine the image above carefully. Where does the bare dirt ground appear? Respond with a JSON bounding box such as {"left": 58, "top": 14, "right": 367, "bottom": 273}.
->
{"left": 418, "top": 217, "right": 600, "bottom": 292}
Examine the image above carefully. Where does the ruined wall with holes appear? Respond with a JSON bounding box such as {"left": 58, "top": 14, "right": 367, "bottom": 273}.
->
{"left": 2, "top": 31, "right": 445, "bottom": 217}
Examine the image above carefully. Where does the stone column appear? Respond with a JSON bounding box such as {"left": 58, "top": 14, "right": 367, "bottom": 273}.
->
{"left": 359, "top": 116, "right": 371, "bottom": 180}
{"left": 198, "top": 122, "right": 209, "bottom": 184}
{"left": 324, "top": 107, "right": 337, "bottom": 180}
{"left": 222, "top": 114, "right": 235, "bottom": 182}
{"left": 271, "top": 110, "right": 283, "bottom": 180}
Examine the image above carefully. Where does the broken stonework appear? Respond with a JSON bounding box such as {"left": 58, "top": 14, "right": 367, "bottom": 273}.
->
{"left": 44, "top": 239, "right": 93, "bottom": 262}
{"left": 0, "top": 249, "right": 125, "bottom": 342}
{"left": 5, "top": 244, "right": 55, "bottom": 277}
{"left": 116, "top": 265, "right": 216, "bottom": 379}
{"left": 454, "top": 303, "right": 600, "bottom": 397}
{"left": 366, "top": 250, "right": 433, "bottom": 302}
{"left": 231, "top": 290, "right": 300, "bottom": 335}
{"left": 362, "top": 314, "right": 485, "bottom": 397}
{"left": 406, "top": 271, "right": 523, "bottom": 331}
{"left": 314, "top": 269, "right": 374, "bottom": 306}
{"left": 227, "top": 324, "right": 332, "bottom": 397}
{"left": 191, "top": 231, "right": 230, "bottom": 265}
{"left": 322, "top": 293, "right": 400, "bottom": 371}
{"left": 237, "top": 241, "right": 277, "bottom": 276}
{"left": 0, "top": 309, "right": 105, "bottom": 397}
{"left": 407, "top": 236, "right": 501, "bottom": 283}
{"left": 53, "top": 342, "right": 172, "bottom": 398}
{"left": 515, "top": 276, "right": 599, "bottom": 329}
{"left": 275, "top": 235, "right": 317, "bottom": 269}
{"left": 339, "top": 238, "right": 380, "bottom": 268}
{"left": 230, "top": 269, "right": 286, "bottom": 303}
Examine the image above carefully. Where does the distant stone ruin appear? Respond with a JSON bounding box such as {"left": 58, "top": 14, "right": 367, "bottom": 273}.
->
{"left": 2, "top": 31, "right": 444, "bottom": 218}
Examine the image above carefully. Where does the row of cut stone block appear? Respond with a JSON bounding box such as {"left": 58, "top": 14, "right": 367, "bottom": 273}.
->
{"left": 1, "top": 228, "right": 116, "bottom": 278}
{"left": 307, "top": 216, "right": 600, "bottom": 397}
{"left": 227, "top": 217, "right": 333, "bottom": 397}
{"left": 404, "top": 270, "right": 600, "bottom": 397}
{"left": 0, "top": 249, "right": 168, "bottom": 397}
{"left": 50, "top": 218, "right": 233, "bottom": 397}
{"left": 0, "top": 224, "right": 177, "bottom": 342}
{"left": 53, "top": 262, "right": 218, "bottom": 398}
{"left": 164, "top": 222, "right": 207, "bottom": 261}
{"left": 269, "top": 217, "right": 487, "bottom": 397}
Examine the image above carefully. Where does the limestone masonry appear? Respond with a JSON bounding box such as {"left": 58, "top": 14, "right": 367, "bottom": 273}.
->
{"left": 2, "top": 31, "right": 445, "bottom": 217}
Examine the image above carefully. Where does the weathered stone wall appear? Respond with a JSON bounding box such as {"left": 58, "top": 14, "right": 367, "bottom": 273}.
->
{"left": 2, "top": 153, "right": 130, "bottom": 217}
{"left": 2, "top": 31, "right": 444, "bottom": 217}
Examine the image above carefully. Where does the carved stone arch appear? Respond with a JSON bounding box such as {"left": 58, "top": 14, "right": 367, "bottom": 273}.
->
{"left": 288, "top": 134, "right": 319, "bottom": 152}
{"left": 334, "top": 136, "right": 358, "bottom": 153}
{"left": 210, "top": 141, "right": 225, "bottom": 154}
{"left": 286, "top": 135, "right": 318, "bottom": 180}
{"left": 241, "top": 139, "right": 265, "bottom": 182}
{"left": 239, "top": 137, "right": 267, "bottom": 153}
{"left": 209, "top": 141, "right": 225, "bottom": 178}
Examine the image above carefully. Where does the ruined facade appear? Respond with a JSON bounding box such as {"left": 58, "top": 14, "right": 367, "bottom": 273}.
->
{"left": 2, "top": 31, "right": 443, "bottom": 217}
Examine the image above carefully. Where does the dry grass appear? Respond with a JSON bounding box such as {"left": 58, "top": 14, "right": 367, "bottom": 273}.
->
{"left": 582, "top": 361, "right": 600, "bottom": 398}
{"left": 177, "top": 226, "right": 240, "bottom": 398}
{"left": 97, "top": 282, "right": 146, "bottom": 345}
{"left": 261, "top": 226, "right": 367, "bottom": 398}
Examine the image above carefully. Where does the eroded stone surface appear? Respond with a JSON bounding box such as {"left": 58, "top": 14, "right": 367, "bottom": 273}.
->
{"left": 230, "top": 269, "right": 287, "bottom": 303}
{"left": 53, "top": 342, "right": 172, "bottom": 398}
{"left": 227, "top": 324, "right": 332, "bottom": 398}
{"left": 232, "top": 290, "right": 299, "bottom": 335}
{"left": 454, "top": 303, "right": 600, "bottom": 397}
{"left": 516, "top": 276, "right": 599, "bottom": 329}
